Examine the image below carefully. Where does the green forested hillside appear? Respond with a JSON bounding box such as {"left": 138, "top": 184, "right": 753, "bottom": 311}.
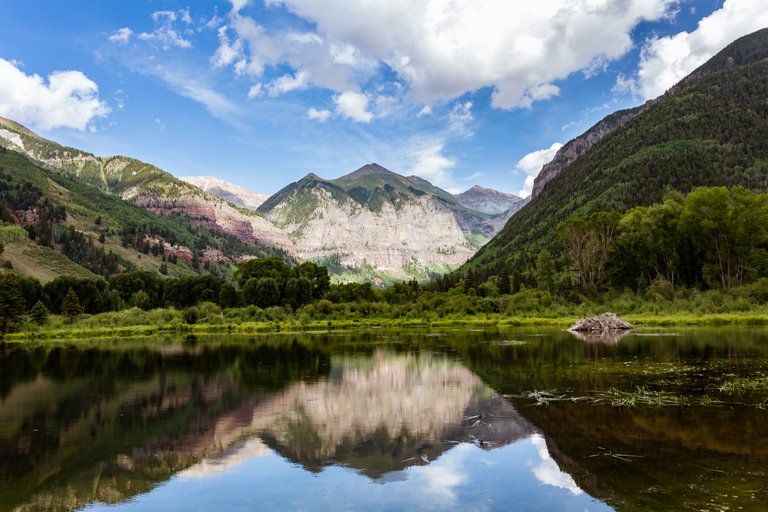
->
{"left": 460, "top": 29, "right": 768, "bottom": 286}
{"left": 0, "top": 149, "right": 285, "bottom": 281}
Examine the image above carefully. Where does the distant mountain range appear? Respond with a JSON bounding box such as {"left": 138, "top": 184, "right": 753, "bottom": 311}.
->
{"left": 455, "top": 185, "right": 522, "bottom": 214}
{"left": 180, "top": 176, "right": 269, "bottom": 211}
{"left": 0, "top": 118, "right": 523, "bottom": 283}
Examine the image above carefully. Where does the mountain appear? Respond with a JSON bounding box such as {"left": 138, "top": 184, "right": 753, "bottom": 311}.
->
{"left": 258, "top": 163, "right": 512, "bottom": 283}
{"left": 531, "top": 28, "right": 768, "bottom": 199}
{"left": 0, "top": 117, "right": 296, "bottom": 258}
{"left": 0, "top": 146, "right": 290, "bottom": 281}
{"left": 462, "top": 27, "right": 768, "bottom": 281}
{"left": 180, "top": 176, "right": 269, "bottom": 211}
{"left": 456, "top": 185, "right": 523, "bottom": 214}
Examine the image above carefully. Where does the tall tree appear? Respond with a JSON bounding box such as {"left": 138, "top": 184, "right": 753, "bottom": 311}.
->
{"left": 0, "top": 273, "right": 25, "bottom": 333}
{"left": 535, "top": 249, "right": 556, "bottom": 293}
{"left": 680, "top": 187, "right": 768, "bottom": 288}
{"left": 558, "top": 212, "right": 620, "bottom": 291}
{"left": 61, "top": 287, "right": 84, "bottom": 322}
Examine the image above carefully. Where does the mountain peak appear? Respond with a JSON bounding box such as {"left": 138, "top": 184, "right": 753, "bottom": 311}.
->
{"left": 455, "top": 185, "right": 522, "bottom": 214}
{"left": 346, "top": 163, "right": 396, "bottom": 178}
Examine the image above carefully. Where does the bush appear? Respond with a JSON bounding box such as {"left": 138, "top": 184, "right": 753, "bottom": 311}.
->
{"left": 182, "top": 307, "right": 199, "bottom": 325}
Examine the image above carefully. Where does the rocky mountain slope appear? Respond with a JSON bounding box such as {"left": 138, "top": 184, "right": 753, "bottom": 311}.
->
{"left": 180, "top": 176, "right": 269, "bottom": 211}
{"left": 258, "top": 163, "right": 514, "bottom": 283}
{"left": 0, "top": 147, "right": 288, "bottom": 281}
{"left": 456, "top": 185, "right": 523, "bottom": 214}
{"left": 531, "top": 27, "right": 768, "bottom": 199}
{"left": 0, "top": 118, "right": 295, "bottom": 257}
{"left": 461, "top": 27, "right": 768, "bottom": 283}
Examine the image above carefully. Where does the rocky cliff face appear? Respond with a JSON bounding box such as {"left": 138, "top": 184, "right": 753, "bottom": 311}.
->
{"left": 258, "top": 164, "right": 511, "bottom": 282}
{"left": 180, "top": 176, "right": 269, "bottom": 211}
{"left": 456, "top": 185, "right": 523, "bottom": 214}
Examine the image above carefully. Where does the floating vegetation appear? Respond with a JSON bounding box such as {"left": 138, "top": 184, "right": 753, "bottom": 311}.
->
{"left": 588, "top": 447, "right": 644, "bottom": 463}
{"left": 718, "top": 375, "right": 768, "bottom": 393}
{"left": 507, "top": 386, "right": 739, "bottom": 408}
{"left": 593, "top": 387, "right": 691, "bottom": 407}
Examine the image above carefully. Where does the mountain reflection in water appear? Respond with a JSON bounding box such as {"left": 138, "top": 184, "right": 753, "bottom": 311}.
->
{"left": 2, "top": 328, "right": 768, "bottom": 511}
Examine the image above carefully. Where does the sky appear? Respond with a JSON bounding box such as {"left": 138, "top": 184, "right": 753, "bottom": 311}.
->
{"left": 1, "top": 0, "right": 767, "bottom": 197}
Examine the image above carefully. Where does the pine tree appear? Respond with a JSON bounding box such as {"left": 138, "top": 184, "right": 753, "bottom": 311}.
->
{"left": 61, "top": 287, "right": 83, "bottom": 322}
{"left": 0, "top": 274, "right": 25, "bottom": 333}
{"left": 30, "top": 300, "right": 49, "bottom": 325}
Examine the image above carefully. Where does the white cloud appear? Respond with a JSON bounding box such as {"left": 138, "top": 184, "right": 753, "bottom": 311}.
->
{"left": 448, "top": 100, "right": 473, "bottom": 133}
{"left": 515, "top": 142, "right": 563, "bottom": 198}
{"left": 307, "top": 107, "right": 332, "bottom": 122}
{"left": 334, "top": 91, "right": 373, "bottom": 123}
{"left": 0, "top": 59, "right": 110, "bottom": 131}
{"left": 633, "top": 0, "right": 768, "bottom": 99}
{"left": 530, "top": 434, "right": 583, "bottom": 496}
{"left": 417, "top": 105, "right": 432, "bottom": 117}
{"left": 230, "top": 0, "right": 251, "bottom": 13}
{"left": 211, "top": 26, "right": 243, "bottom": 68}
{"left": 151, "top": 66, "right": 239, "bottom": 121}
{"left": 405, "top": 140, "right": 459, "bottom": 192}
{"left": 267, "top": 0, "right": 677, "bottom": 109}
{"left": 247, "top": 83, "right": 263, "bottom": 99}
{"left": 108, "top": 27, "right": 133, "bottom": 44}
{"left": 138, "top": 9, "right": 193, "bottom": 49}
{"left": 267, "top": 70, "right": 311, "bottom": 96}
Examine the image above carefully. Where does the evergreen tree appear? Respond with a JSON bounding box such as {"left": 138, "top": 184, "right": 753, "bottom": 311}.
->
{"left": 535, "top": 249, "right": 556, "bottom": 293}
{"left": 30, "top": 300, "right": 49, "bottom": 325}
{"left": 61, "top": 287, "right": 83, "bottom": 322}
{"left": 0, "top": 273, "right": 25, "bottom": 333}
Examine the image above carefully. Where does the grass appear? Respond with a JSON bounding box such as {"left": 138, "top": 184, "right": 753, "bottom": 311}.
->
{"left": 6, "top": 308, "right": 768, "bottom": 343}
{"left": 1, "top": 239, "right": 97, "bottom": 282}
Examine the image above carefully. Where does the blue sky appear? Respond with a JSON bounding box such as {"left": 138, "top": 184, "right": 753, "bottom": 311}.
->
{"left": 1, "top": 0, "right": 766, "bottom": 196}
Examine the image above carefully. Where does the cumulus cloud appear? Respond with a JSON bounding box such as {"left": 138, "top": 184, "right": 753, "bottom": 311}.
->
{"left": 266, "top": 0, "right": 676, "bottom": 109}
{"left": 108, "top": 27, "right": 133, "bottom": 44}
{"left": 631, "top": 0, "right": 768, "bottom": 99}
{"left": 307, "top": 107, "right": 332, "bottom": 121}
{"left": 515, "top": 142, "right": 563, "bottom": 198}
{"left": 267, "top": 70, "right": 310, "bottom": 96}
{"left": 0, "top": 59, "right": 110, "bottom": 130}
{"left": 334, "top": 91, "right": 373, "bottom": 123}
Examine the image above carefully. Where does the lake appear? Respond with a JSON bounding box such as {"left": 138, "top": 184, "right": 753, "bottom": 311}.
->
{"left": 1, "top": 327, "right": 767, "bottom": 511}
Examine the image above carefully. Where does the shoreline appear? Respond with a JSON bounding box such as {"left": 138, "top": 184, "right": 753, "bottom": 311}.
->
{"left": 4, "top": 312, "right": 768, "bottom": 343}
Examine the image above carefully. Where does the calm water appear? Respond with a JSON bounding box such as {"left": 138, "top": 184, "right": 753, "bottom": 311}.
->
{"left": 1, "top": 328, "right": 767, "bottom": 511}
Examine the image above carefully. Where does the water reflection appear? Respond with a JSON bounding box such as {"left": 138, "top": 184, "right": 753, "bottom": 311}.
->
{"left": 1, "top": 328, "right": 767, "bottom": 511}
{"left": 568, "top": 329, "right": 631, "bottom": 344}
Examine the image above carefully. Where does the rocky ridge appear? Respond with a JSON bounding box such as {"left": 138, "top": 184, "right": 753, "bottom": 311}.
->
{"left": 180, "top": 175, "right": 269, "bottom": 211}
